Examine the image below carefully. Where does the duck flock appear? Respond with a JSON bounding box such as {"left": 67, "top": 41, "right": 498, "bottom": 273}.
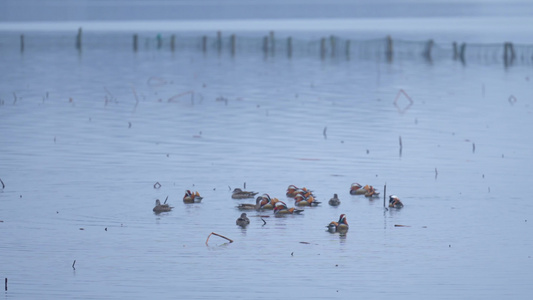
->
{"left": 153, "top": 183, "right": 404, "bottom": 234}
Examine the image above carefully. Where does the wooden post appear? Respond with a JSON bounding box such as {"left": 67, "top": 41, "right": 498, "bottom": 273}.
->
{"left": 217, "top": 31, "right": 222, "bottom": 54}
{"left": 263, "top": 36, "right": 269, "bottom": 56}
{"left": 459, "top": 43, "right": 466, "bottom": 63}
{"left": 424, "top": 39, "right": 434, "bottom": 61}
{"left": 20, "top": 34, "right": 24, "bottom": 53}
{"left": 320, "top": 37, "right": 326, "bottom": 60}
{"left": 230, "top": 34, "right": 236, "bottom": 56}
{"left": 345, "top": 39, "right": 351, "bottom": 60}
{"left": 386, "top": 35, "right": 393, "bottom": 62}
{"left": 133, "top": 34, "right": 138, "bottom": 52}
{"left": 170, "top": 34, "right": 176, "bottom": 52}
{"left": 383, "top": 184, "right": 387, "bottom": 207}
{"left": 287, "top": 37, "right": 292, "bottom": 58}
{"left": 202, "top": 35, "right": 207, "bottom": 53}
{"left": 75, "top": 27, "right": 82, "bottom": 51}
{"left": 269, "top": 31, "right": 275, "bottom": 56}
{"left": 330, "top": 35, "right": 336, "bottom": 58}
{"left": 509, "top": 43, "right": 516, "bottom": 61}
{"left": 157, "top": 34, "right": 162, "bottom": 49}
{"left": 504, "top": 42, "right": 515, "bottom": 66}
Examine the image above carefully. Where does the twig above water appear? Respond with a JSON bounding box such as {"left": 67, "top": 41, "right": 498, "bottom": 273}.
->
{"left": 206, "top": 232, "right": 233, "bottom": 246}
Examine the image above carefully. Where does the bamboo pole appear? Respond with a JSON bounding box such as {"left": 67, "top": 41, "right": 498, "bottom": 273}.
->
{"left": 202, "top": 35, "right": 207, "bottom": 53}
{"left": 459, "top": 43, "right": 466, "bottom": 63}
{"left": 230, "top": 34, "right": 236, "bottom": 56}
{"left": 320, "top": 37, "right": 326, "bottom": 60}
{"left": 269, "top": 31, "right": 275, "bottom": 55}
{"left": 217, "top": 31, "right": 222, "bottom": 54}
{"left": 345, "top": 40, "right": 351, "bottom": 60}
{"left": 170, "top": 34, "right": 176, "bottom": 52}
{"left": 424, "top": 39, "right": 434, "bottom": 61}
{"left": 287, "top": 37, "right": 292, "bottom": 58}
{"left": 157, "top": 34, "right": 162, "bottom": 49}
{"left": 386, "top": 35, "right": 393, "bottom": 62}
{"left": 383, "top": 184, "right": 387, "bottom": 207}
{"left": 75, "top": 27, "right": 82, "bottom": 52}
{"left": 263, "top": 36, "right": 269, "bottom": 56}
{"left": 330, "top": 35, "right": 336, "bottom": 58}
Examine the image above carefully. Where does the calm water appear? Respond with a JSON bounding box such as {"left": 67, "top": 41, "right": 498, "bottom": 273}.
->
{"left": 1, "top": 2, "right": 533, "bottom": 299}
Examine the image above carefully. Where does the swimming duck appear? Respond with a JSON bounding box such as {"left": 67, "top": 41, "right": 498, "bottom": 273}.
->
{"left": 183, "top": 190, "right": 203, "bottom": 203}
{"left": 286, "top": 185, "right": 299, "bottom": 197}
{"left": 350, "top": 183, "right": 380, "bottom": 197}
{"left": 153, "top": 199, "right": 173, "bottom": 213}
{"left": 294, "top": 194, "right": 321, "bottom": 206}
{"left": 256, "top": 194, "right": 279, "bottom": 210}
{"left": 236, "top": 213, "right": 250, "bottom": 227}
{"left": 327, "top": 214, "right": 349, "bottom": 234}
{"left": 273, "top": 201, "right": 304, "bottom": 215}
{"left": 231, "top": 188, "right": 259, "bottom": 199}
{"left": 287, "top": 185, "right": 314, "bottom": 198}
{"left": 350, "top": 183, "right": 367, "bottom": 195}
{"left": 389, "top": 195, "right": 404, "bottom": 208}
{"left": 328, "top": 194, "right": 340, "bottom": 206}
{"left": 364, "top": 185, "right": 380, "bottom": 198}
{"left": 237, "top": 197, "right": 262, "bottom": 210}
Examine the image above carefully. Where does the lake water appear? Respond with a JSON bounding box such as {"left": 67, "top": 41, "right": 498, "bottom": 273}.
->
{"left": 1, "top": 1, "right": 533, "bottom": 299}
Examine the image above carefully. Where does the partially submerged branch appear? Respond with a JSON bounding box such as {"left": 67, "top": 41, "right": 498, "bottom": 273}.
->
{"left": 206, "top": 232, "right": 233, "bottom": 246}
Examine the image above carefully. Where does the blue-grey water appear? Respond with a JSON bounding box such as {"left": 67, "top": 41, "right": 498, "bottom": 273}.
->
{"left": 1, "top": 1, "right": 533, "bottom": 299}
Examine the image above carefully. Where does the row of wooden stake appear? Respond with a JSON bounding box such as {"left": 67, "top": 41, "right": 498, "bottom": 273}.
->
{"left": 16, "top": 28, "right": 519, "bottom": 65}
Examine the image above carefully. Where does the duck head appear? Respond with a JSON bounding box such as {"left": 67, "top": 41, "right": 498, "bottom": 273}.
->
{"left": 351, "top": 183, "right": 362, "bottom": 190}
{"left": 338, "top": 214, "right": 348, "bottom": 225}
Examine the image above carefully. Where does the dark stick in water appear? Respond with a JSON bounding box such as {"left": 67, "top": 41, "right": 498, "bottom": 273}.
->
{"left": 206, "top": 232, "right": 233, "bottom": 245}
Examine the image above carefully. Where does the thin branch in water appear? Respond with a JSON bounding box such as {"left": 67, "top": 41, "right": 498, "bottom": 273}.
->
{"left": 435, "top": 168, "right": 438, "bottom": 179}
{"left": 0, "top": 178, "right": 4, "bottom": 189}
{"left": 323, "top": 126, "right": 327, "bottom": 139}
{"left": 261, "top": 218, "right": 266, "bottom": 226}
{"left": 168, "top": 90, "right": 194, "bottom": 103}
{"left": 131, "top": 87, "right": 139, "bottom": 112}
{"left": 154, "top": 182, "right": 161, "bottom": 189}
{"left": 72, "top": 260, "right": 76, "bottom": 270}
{"left": 206, "top": 232, "right": 233, "bottom": 246}
{"left": 399, "top": 136, "right": 403, "bottom": 157}
{"left": 164, "top": 196, "right": 169, "bottom": 204}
